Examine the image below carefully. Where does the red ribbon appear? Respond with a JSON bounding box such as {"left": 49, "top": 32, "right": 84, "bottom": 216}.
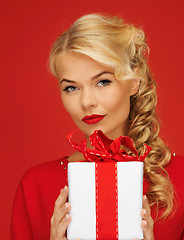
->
{"left": 95, "top": 162, "right": 119, "bottom": 240}
{"left": 67, "top": 129, "right": 151, "bottom": 240}
{"left": 67, "top": 129, "right": 152, "bottom": 162}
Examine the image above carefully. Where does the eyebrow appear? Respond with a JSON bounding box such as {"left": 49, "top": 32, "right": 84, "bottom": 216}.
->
{"left": 60, "top": 71, "right": 114, "bottom": 84}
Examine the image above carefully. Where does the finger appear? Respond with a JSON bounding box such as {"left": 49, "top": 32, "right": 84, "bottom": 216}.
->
{"left": 54, "top": 202, "right": 71, "bottom": 226}
{"left": 141, "top": 220, "right": 148, "bottom": 236}
{"left": 143, "top": 195, "right": 151, "bottom": 216}
{"left": 56, "top": 213, "right": 72, "bottom": 237}
{"left": 141, "top": 219, "right": 154, "bottom": 240}
{"left": 140, "top": 208, "right": 147, "bottom": 220}
{"left": 54, "top": 186, "right": 69, "bottom": 215}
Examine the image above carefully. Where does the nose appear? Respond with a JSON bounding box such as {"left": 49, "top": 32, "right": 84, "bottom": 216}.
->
{"left": 81, "top": 87, "right": 97, "bottom": 110}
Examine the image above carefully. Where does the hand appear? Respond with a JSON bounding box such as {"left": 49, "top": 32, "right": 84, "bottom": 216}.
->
{"left": 140, "top": 195, "right": 155, "bottom": 240}
{"left": 50, "top": 186, "right": 71, "bottom": 240}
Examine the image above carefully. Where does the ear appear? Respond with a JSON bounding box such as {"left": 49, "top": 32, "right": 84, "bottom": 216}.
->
{"left": 130, "top": 67, "right": 140, "bottom": 96}
{"left": 130, "top": 78, "right": 140, "bottom": 96}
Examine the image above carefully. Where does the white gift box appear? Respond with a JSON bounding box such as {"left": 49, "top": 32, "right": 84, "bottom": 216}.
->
{"left": 67, "top": 161, "right": 143, "bottom": 240}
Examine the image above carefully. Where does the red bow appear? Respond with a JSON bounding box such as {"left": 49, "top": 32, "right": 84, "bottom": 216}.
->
{"left": 67, "top": 129, "right": 151, "bottom": 162}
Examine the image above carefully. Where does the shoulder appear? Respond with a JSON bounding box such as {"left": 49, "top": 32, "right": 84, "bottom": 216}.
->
{"left": 166, "top": 153, "right": 184, "bottom": 174}
{"left": 166, "top": 153, "right": 184, "bottom": 179}
{"left": 11, "top": 156, "right": 69, "bottom": 239}
{"left": 169, "top": 153, "right": 184, "bottom": 163}
{"left": 16, "top": 156, "right": 69, "bottom": 210}
{"left": 166, "top": 153, "right": 184, "bottom": 199}
{"left": 20, "top": 156, "right": 69, "bottom": 188}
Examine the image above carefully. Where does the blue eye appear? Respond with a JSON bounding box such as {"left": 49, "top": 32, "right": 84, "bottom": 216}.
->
{"left": 97, "top": 79, "right": 112, "bottom": 87}
{"left": 63, "top": 86, "right": 78, "bottom": 92}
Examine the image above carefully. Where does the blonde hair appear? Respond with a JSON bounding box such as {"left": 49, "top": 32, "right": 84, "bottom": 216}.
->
{"left": 49, "top": 12, "right": 174, "bottom": 219}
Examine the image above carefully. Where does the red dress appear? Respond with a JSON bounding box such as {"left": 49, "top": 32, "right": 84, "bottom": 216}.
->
{"left": 10, "top": 154, "right": 184, "bottom": 240}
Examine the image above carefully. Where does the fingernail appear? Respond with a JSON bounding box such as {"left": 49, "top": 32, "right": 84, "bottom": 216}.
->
{"left": 65, "top": 214, "right": 69, "bottom": 221}
{"left": 65, "top": 202, "right": 70, "bottom": 209}
{"left": 144, "top": 195, "right": 147, "bottom": 201}
{"left": 144, "top": 220, "right": 147, "bottom": 226}
{"left": 64, "top": 185, "right": 68, "bottom": 191}
{"left": 143, "top": 209, "right": 146, "bottom": 215}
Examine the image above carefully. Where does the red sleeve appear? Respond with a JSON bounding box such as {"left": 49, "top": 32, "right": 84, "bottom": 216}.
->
{"left": 10, "top": 182, "right": 33, "bottom": 240}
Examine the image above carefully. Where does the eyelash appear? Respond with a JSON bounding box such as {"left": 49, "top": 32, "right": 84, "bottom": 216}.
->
{"left": 63, "top": 86, "right": 77, "bottom": 92}
{"left": 62, "top": 79, "right": 112, "bottom": 93}
{"left": 97, "top": 79, "right": 111, "bottom": 87}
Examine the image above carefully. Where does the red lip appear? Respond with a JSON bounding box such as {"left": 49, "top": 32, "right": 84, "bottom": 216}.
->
{"left": 82, "top": 114, "right": 106, "bottom": 124}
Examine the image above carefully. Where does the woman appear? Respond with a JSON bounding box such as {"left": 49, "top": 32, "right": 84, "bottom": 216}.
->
{"left": 11, "top": 13, "right": 184, "bottom": 240}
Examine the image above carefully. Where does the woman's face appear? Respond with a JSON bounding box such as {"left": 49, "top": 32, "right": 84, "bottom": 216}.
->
{"left": 56, "top": 52, "right": 139, "bottom": 139}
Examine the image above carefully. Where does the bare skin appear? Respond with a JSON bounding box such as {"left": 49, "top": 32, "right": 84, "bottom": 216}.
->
{"left": 50, "top": 186, "right": 71, "bottom": 240}
{"left": 140, "top": 196, "right": 155, "bottom": 240}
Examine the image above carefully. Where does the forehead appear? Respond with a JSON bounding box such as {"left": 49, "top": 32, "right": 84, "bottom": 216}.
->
{"left": 55, "top": 52, "right": 114, "bottom": 80}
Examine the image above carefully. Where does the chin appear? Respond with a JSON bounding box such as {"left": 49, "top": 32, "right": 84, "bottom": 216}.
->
{"left": 81, "top": 126, "right": 104, "bottom": 138}
{"left": 87, "top": 127, "right": 113, "bottom": 139}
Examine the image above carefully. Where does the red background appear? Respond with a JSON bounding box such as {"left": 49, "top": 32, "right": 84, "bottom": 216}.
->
{"left": 1, "top": 0, "right": 184, "bottom": 239}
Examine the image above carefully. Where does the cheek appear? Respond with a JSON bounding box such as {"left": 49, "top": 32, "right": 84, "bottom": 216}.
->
{"left": 99, "top": 87, "right": 130, "bottom": 111}
{"left": 61, "top": 95, "right": 77, "bottom": 116}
